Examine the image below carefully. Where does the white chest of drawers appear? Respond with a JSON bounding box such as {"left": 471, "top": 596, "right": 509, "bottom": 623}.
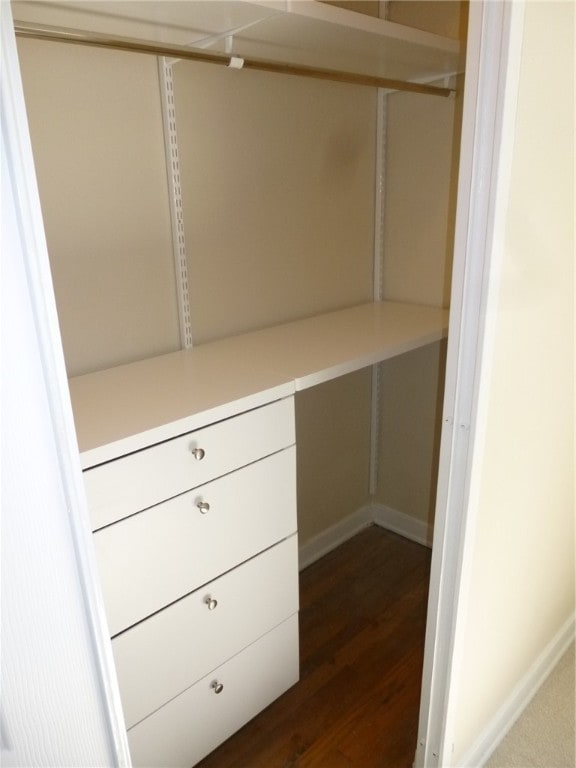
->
{"left": 69, "top": 302, "right": 449, "bottom": 766}
{"left": 82, "top": 396, "right": 299, "bottom": 767}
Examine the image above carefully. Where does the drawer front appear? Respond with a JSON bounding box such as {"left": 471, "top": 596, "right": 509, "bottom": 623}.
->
{"left": 128, "top": 614, "right": 299, "bottom": 768}
{"left": 94, "top": 447, "right": 296, "bottom": 636}
{"left": 114, "top": 535, "right": 298, "bottom": 729}
{"left": 84, "top": 397, "right": 295, "bottom": 530}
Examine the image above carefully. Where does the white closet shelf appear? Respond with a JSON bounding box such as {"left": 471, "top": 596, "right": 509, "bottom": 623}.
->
{"left": 69, "top": 300, "right": 449, "bottom": 469}
{"left": 12, "top": 1, "right": 463, "bottom": 87}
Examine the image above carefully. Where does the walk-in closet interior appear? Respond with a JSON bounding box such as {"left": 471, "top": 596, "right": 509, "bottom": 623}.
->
{"left": 12, "top": 1, "right": 467, "bottom": 764}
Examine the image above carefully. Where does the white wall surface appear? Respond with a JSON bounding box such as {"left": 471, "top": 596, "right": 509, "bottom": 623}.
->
{"left": 1, "top": 4, "right": 128, "bottom": 764}
{"left": 1, "top": 145, "right": 117, "bottom": 768}
{"left": 448, "top": 1, "right": 575, "bottom": 762}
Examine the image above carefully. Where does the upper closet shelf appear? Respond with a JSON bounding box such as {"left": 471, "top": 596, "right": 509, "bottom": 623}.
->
{"left": 12, "top": 1, "right": 464, "bottom": 90}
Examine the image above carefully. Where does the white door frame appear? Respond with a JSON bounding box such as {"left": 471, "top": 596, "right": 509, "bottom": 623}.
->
{"left": 415, "top": 1, "right": 526, "bottom": 765}
{"left": 1, "top": 3, "right": 131, "bottom": 764}
{"left": 4, "top": 0, "right": 528, "bottom": 765}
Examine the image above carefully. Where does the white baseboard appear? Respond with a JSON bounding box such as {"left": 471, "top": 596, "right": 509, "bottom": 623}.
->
{"left": 297, "top": 507, "right": 574, "bottom": 768}
{"left": 460, "top": 612, "right": 576, "bottom": 767}
{"left": 371, "top": 503, "right": 434, "bottom": 548}
{"left": 298, "top": 503, "right": 434, "bottom": 570}
{"left": 298, "top": 506, "right": 373, "bottom": 570}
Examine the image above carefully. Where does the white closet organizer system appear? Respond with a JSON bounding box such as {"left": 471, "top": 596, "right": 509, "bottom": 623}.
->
{"left": 13, "top": 3, "right": 462, "bottom": 766}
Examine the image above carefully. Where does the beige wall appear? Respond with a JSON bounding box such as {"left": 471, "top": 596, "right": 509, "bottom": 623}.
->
{"left": 19, "top": 34, "right": 377, "bottom": 545}
{"left": 388, "top": 1, "right": 468, "bottom": 39}
{"left": 374, "top": 70, "right": 463, "bottom": 520}
{"left": 18, "top": 3, "right": 462, "bottom": 545}
{"left": 172, "top": 60, "right": 376, "bottom": 544}
{"left": 17, "top": 39, "right": 180, "bottom": 377}
{"left": 450, "top": 2, "right": 575, "bottom": 761}
{"left": 373, "top": 1, "right": 465, "bottom": 523}
{"left": 173, "top": 61, "right": 375, "bottom": 344}
{"left": 382, "top": 75, "right": 463, "bottom": 308}
{"left": 376, "top": 340, "right": 447, "bottom": 526}
{"left": 323, "top": 0, "right": 468, "bottom": 37}
{"left": 296, "top": 369, "right": 372, "bottom": 542}
{"left": 320, "top": 1, "right": 380, "bottom": 17}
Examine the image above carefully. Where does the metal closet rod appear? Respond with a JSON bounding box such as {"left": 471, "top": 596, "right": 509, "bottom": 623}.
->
{"left": 14, "top": 21, "right": 455, "bottom": 98}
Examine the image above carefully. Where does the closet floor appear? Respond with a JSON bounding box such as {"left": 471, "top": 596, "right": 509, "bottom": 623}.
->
{"left": 196, "top": 525, "right": 432, "bottom": 768}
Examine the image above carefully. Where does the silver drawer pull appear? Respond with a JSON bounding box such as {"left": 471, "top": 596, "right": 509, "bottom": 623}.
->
{"left": 191, "top": 447, "right": 205, "bottom": 461}
{"left": 196, "top": 501, "right": 210, "bottom": 514}
{"left": 205, "top": 596, "right": 218, "bottom": 611}
{"left": 211, "top": 680, "right": 224, "bottom": 694}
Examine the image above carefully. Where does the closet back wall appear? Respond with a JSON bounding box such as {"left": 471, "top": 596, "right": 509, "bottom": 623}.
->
{"left": 173, "top": 62, "right": 375, "bottom": 343}
{"left": 18, "top": 37, "right": 378, "bottom": 548}
{"left": 375, "top": 72, "right": 464, "bottom": 534}
{"left": 18, "top": 39, "right": 376, "bottom": 367}
{"left": 171, "top": 60, "right": 377, "bottom": 543}
{"left": 17, "top": 38, "right": 181, "bottom": 377}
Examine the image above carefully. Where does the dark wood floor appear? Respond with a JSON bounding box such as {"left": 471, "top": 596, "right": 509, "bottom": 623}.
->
{"left": 197, "top": 526, "right": 431, "bottom": 768}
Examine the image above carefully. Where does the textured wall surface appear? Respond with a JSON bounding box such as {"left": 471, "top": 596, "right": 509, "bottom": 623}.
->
{"left": 450, "top": 2, "right": 575, "bottom": 761}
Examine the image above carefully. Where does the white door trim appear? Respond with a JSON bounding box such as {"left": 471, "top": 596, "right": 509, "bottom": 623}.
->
{"left": 415, "top": 1, "right": 526, "bottom": 765}
{"left": 1, "top": 4, "right": 131, "bottom": 764}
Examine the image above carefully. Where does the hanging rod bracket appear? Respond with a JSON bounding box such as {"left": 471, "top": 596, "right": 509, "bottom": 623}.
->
{"left": 228, "top": 56, "right": 245, "bottom": 70}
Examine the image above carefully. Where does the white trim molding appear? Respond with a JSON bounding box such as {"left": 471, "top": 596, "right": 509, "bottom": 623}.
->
{"left": 298, "top": 503, "right": 433, "bottom": 572}
{"left": 1, "top": 3, "right": 130, "bottom": 764}
{"left": 414, "top": 2, "right": 527, "bottom": 766}
{"left": 298, "top": 506, "right": 373, "bottom": 571}
{"left": 372, "top": 504, "right": 433, "bottom": 548}
{"left": 462, "top": 614, "right": 575, "bottom": 767}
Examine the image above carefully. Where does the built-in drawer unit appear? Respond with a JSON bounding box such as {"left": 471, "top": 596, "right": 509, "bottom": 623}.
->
{"left": 82, "top": 395, "right": 299, "bottom": 766}
{"left": 113, "top": 535, "right": 298, "bottom": 729}
{"left": 94, "top": 446, "right": 296, "bottom": 636}
{"left": 127, "top": 614, "right": 299, "bottom": 768}
{"left": 84, "top": 397, "right": 295, "bottom": 530}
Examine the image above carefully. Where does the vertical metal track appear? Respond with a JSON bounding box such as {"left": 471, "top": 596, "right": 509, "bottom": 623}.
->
{"left": 158, "top": 57, "right": 193, "bottom": 349}
{"left": 369, "top": 88, "right": 388, "bottom": 496}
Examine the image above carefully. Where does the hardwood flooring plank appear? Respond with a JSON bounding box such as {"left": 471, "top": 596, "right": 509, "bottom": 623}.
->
{"left": 196, "top": 526, "right": 431, "bottom": 768}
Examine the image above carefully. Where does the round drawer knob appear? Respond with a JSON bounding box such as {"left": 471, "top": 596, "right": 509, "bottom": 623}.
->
{"left": 191, "top": 447, "right": 205, "bottom": 461}
{"left": 196, "top": 501, "right": 210, "bottom": 514}
{"left": 211, "top": 680, "right": 224, "bottom": 694}
{"left": 205, "top": 596, "right": 218, "bottom": 611}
